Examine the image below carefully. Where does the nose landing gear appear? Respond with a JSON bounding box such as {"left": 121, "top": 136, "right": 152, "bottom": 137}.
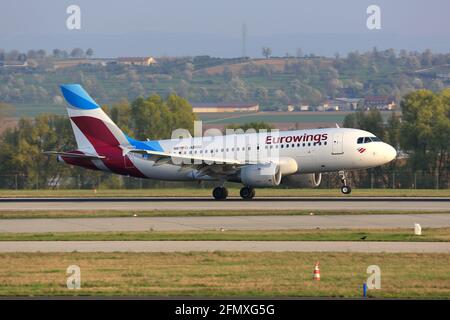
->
{"left": 339, "top": 170, "right": 352, "bottom": 194}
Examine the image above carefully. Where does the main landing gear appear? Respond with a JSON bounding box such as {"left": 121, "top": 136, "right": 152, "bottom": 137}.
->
{"left": 240, "top": 186, "right": 255, "bottom": 200}
{"left": 212, "top": 186, "right": 228, "bottom": 200}
{"left": 212, "top": 186, "right": 256, "bottom": 200}
{"left": 339, "top": 170, "right": 352, "bottom": 194}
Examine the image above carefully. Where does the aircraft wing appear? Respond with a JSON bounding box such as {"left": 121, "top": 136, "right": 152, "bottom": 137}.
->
{"left": 43, "top": 151, "right": 106, "bottom": 160}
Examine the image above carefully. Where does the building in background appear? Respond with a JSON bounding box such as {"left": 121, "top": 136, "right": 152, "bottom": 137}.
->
{"left": 191, "top": 102, "right": 259, "bottom": 113}
{"left": 322, "top": 98, "right": 362, "bottom": 111}
{"left": 117, "top": 57, "right": 156, "bottom": 66}
{"left": 364, "top": 96, "right": 396, "bottom": 110}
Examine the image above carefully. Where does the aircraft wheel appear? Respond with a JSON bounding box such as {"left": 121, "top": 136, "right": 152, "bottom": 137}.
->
{"left": 240, "top": 186, "right": 255, "bottom": 200}
{"left": 213, "top": 187, "right": 228, "bottom": 200}
{"left": 341, "top": 185, "right": 352, "bottom": 194}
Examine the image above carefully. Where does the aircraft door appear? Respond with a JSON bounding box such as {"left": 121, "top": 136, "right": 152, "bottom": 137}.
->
{"left": 332, "top": 133, "right": 344, "bottom": 155}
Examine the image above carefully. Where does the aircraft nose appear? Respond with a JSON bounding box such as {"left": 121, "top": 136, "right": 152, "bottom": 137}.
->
{"left": 385, "top": 144, "right": 397, "bottom": 162}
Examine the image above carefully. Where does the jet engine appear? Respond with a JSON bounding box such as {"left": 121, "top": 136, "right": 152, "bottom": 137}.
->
{"left": 281, "top": 172, "right": 322, "bottom": 188}
{"left": 240, "top": 163, "right": 282, "bottom": 187}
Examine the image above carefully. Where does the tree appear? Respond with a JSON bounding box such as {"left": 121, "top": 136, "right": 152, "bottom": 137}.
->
{"left": 400, "top": 89, "right": 450, "bottom": 183}
{"left": 0, "top": 103, "right": 14, "bottom": 127}
{"left": 36, "top": 49, "right": 46, "bottom": 59}
{"left": 262, "top": 47, "right": 272, "bottom": 59}
{"left": 86, "top": 48, "right": 94, "bottom": 58}
{"left": 52, "top": 49, "right": 62, "bottom": 58}
{"left": 70, "top": 48, "right": 84, "bottom": 58}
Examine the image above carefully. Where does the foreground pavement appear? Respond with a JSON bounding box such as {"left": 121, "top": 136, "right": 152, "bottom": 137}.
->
{"left": 0, "top": 214, "right": 449, "bottom": 233}
{"left": 0, "top": 240, "right": 448, "bottom": 253}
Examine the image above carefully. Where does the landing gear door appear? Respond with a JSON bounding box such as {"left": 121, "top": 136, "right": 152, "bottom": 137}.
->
{"left": 332, "top": 133, "right": 344, "bottom": 155}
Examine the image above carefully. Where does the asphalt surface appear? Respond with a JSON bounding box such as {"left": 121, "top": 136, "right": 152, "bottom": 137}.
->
{"left": 1, "top": 214, "right": 449, "bottom": 233}
{"left": 0, "top": 197, "right": 449, "bottom": 211}
{"left": 0, "top": 241, "right": 448, "bottom": 253}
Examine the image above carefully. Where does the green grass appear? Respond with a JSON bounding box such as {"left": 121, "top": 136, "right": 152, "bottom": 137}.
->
{"left": 0, "top": 252, "right": 448, "bottom": 297}
{"left": 0, "top": 188, "right": 448, "bottom": 198}
{"left": 0, "top": 228, "right": 448, "bottom": 242}
{"left": 0, "top": 209, "right": 448, "bottom": 219}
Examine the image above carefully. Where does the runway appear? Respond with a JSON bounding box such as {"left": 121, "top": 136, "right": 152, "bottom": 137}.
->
{"left": 0, "top": 197, "right": 449, "bottom": 211}
{"left": 0, "top": 240, "right": 448, "bottom": 253}
{"left": 1, "top": 214, "right": 449, "bottom": 233}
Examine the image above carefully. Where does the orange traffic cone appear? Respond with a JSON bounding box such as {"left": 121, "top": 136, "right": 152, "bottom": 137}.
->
{"left": 313, "top": 261, "right": 321, "bottom": 281}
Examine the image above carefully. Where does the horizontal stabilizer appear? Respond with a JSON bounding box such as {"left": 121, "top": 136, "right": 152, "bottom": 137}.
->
{"left": 43, "top": 151, "right": 106, "bottom": 160}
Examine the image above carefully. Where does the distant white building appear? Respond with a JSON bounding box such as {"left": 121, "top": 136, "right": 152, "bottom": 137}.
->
{"left": 191, "top": 102, "right": 259, "bottom": 113}
{"left": 299, "top": 105, "right": 310, "bottom": 111}
{"left": 117, "top": 57, "right": 156, "bottom": 66}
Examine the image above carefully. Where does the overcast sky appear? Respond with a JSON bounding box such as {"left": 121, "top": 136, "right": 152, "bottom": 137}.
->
{"left": 1, "top": 0, "right": 450, "bottom": 57}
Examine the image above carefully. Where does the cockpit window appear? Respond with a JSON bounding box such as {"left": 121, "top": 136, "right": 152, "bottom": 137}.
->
{"left": 357, "top": 136, "right": 382, "bottom": 144}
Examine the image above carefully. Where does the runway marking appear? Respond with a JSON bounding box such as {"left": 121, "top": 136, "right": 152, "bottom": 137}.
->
{"left": 0, "top": 241, "right": 448, "bottom": 253}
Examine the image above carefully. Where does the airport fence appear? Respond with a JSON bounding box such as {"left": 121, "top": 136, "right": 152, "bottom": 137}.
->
{"left": 0, "top": 169, "right": 447, "bottom": 190}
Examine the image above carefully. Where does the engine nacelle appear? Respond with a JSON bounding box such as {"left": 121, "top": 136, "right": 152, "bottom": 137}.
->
{"left": 281, "top": 172, "right": 322, "bottom": 188}
{"left": 240, "top": 163, "right": 282, "bottom": 187}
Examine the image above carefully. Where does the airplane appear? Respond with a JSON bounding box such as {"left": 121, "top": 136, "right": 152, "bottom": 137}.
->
{"left": 44, "top": 84, "right": 397, "bottom": 200}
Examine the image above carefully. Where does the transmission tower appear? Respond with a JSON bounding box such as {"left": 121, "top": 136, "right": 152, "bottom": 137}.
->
{"left": 242, "top": 23, "right": 247, "bottom": 58}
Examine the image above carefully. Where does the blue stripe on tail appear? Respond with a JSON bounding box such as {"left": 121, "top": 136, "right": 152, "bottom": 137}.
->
{"left": 61, "top": 84, "right": 100, "bottom": 110}
{"left": 126, "top": 135, "right": 163, "bottom": 152}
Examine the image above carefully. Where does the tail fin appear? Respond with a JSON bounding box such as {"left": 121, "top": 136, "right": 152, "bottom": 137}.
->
{"left": 61, "top": 84, "right": 130, "bottom": 153}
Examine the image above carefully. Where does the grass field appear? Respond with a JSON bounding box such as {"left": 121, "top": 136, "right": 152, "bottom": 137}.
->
{"left": 0, "top": 252, "right": 448, "bottom": 297}
{"left": 0, "top": 228, "right": 448, "bottom": 242}
{"left": 0, "top": 188, "right": 448, "bottom": 198}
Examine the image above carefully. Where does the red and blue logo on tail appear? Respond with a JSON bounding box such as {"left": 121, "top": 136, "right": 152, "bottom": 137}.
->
{"left": 59, "top": 84, "right": 158, "bottom": 177}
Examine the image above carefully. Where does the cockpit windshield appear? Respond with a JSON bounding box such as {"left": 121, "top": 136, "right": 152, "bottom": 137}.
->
{"left": 357, "top": 136, "right": 382, "bottom": 144}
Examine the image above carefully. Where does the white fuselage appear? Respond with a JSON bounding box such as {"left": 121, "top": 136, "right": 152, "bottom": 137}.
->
{"left": 126, "top": 127, "right": 397, "bottom": 181}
